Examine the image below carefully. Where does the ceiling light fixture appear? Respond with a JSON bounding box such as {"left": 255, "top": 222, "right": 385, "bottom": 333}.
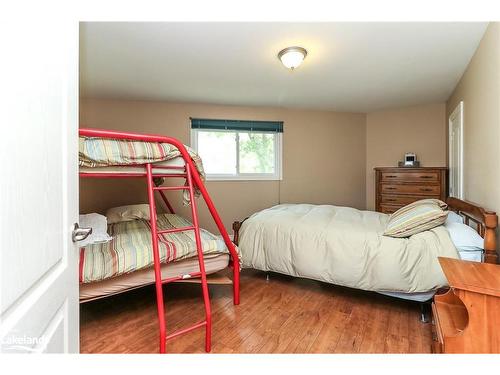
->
{"left": 278, "top": 46, "right": 308, "bottom": 70}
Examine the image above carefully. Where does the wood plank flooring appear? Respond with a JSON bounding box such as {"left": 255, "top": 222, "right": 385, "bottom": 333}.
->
{"left": 80, "top": 269, "right": 432, "bottom": 353}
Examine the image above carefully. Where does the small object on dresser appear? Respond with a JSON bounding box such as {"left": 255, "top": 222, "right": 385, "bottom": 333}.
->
{"left": 398, "top": 152, "right": 420, "bottom": 167}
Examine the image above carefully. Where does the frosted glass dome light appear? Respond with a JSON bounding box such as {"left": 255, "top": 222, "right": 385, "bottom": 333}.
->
{"left": 278, "top": 46, "right": 308, "bottom": 70}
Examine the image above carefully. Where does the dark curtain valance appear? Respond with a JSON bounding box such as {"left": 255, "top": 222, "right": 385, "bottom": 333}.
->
{"left": 190, "top": 118, "right": 283, "bottom": 133}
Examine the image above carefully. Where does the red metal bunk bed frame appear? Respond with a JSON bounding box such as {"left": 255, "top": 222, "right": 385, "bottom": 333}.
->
{"left": 79, "top": 128, "right": 240, "bottom": 353}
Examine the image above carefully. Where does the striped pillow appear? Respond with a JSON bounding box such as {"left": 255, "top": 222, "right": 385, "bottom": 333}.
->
{"left": 384, "top": 201, "right": 448, "bottom": 238}
{"left": 398, "top": 198, "right": 448, "bottom": 211}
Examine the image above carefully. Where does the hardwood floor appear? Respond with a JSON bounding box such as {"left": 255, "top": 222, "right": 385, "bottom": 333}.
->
{"left": 80, "top": 269, "right": 432, "bottom": 353}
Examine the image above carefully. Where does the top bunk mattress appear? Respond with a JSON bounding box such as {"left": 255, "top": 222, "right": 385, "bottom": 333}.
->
{"left": 79, "top": 136, "right": 205, "bottom": 177}
{"left": 79, "top": 157, "right": 187, "bottom": 175}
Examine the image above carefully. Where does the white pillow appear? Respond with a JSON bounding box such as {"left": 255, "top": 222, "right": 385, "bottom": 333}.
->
{"left": 445, "top": 210, "right": 465, "bottom": 225}
{"left": 78, "top": 213, "right": 112, "bottom": 247}
{"left": 106, "top": 204, "right": 151, "bottom": 224}
{"left": 445, "top": 221, "right": 484, "bottom": 251}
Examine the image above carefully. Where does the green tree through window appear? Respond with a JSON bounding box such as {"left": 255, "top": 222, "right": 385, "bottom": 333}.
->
{"left": 239, "top": 133, "right": 274, "bottom": 174}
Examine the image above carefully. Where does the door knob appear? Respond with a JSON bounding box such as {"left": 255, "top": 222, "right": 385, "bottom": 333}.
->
{"left": 72, "top": 223, "right": 92, "bottom": 243}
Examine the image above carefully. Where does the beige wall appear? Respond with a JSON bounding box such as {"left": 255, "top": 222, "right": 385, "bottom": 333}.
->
{"left": 80, "top": 99, "right": 366, "bottom": 232}
{"left": 365, "top": 103, "right": 447, "bottom": 209}
{"left": 446, "top": 22, "right": 500, "bottom": 219}
{"left": 79, "top": 24, "right": 500, "bottom": 248}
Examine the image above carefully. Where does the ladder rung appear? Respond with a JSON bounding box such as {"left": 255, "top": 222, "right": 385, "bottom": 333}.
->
{"left": 157, "top": 226, "right": 195, "bottom": 235}
{"left": 152, "top": 165, "right": 186, "bottom": 170}
{"left": 153, "top": 186, "right": 189, "bottom": 191}
{"left": 166, "top": 320, "right": 207, "bottom": 341}
{"left": 151, "top": 174, "right": 187, "bottom": 178}
{"left": 161, "top": 271, "right": 202, "bottom": 284}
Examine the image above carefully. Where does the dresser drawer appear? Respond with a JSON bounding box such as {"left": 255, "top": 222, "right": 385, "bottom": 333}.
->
{"left": 379, "top": 204, "right": 401, "bottom": 214}
{"left": 380, "top": 195, "right": 441, "bottom": 206}
{"left": 381, "top": 184, "right": 441, "bottom": 196}
{"left": 381, "top": 195, "right": 419, "bottom": 206}
{"left": 381, "top": 171, "right": 440, "bottom": 182}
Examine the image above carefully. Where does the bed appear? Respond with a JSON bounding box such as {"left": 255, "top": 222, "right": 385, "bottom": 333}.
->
{"left": 233, "top": 197, "right": 497, "bottom": 302}
{"left": 79, "top": 128, "right": 241, "bottom": 353}
{"left": 78, "top": 133, "right": 239, "bottom": 302}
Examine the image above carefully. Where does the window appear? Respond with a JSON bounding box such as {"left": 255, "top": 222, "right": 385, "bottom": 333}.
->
{"left": 190, "top": 118, "right": 283, "bottom": 180}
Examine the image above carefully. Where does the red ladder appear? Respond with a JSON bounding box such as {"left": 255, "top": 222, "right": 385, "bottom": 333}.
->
{"left": 79, "top": 128, "right": 240, "bottom": 354}
{"left": 146, "top": 162, "right": 213, "bottom": 353}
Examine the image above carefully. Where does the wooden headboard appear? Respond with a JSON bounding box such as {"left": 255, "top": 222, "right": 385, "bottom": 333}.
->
{"left": 446, "top": 197, "right": 498, "bottom": 264}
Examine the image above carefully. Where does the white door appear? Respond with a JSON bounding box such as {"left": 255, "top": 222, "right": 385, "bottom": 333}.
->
{"left": 449, "top": 101, "right": 464, "bottom": 199}
{"left": 0, "top": 17, "right": 79, "bottom": 353}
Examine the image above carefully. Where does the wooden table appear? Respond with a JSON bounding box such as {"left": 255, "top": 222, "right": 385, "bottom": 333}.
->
{"left": 431, "top": 257, "right": 500, "bottom": 353}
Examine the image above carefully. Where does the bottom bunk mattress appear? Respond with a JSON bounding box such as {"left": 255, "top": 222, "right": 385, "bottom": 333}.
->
{"left": 80, "top": 253, "right": 229, "bottom": 302}
{"left": 239, "top": 204, "right": 459, "bottom": 295}
{"left": 80, "top": 213, "right": 232, "bottom": 284}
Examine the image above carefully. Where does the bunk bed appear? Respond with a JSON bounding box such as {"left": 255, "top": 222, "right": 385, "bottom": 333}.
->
{"left": 78, "top": 128, "right": 240, "bottom": 354}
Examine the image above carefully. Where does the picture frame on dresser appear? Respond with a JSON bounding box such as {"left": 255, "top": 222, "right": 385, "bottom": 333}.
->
{"left": 374, "top": 167, "right": 448, "bottom": 214}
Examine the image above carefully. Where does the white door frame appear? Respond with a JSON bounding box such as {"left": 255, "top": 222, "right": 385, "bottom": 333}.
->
{"left": 448, "top": 101, "right": 464, "bottom": 199}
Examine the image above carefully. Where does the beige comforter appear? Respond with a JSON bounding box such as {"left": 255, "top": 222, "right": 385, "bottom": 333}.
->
{"left": 239, "top": 204, "right": 459, "bottom": 294}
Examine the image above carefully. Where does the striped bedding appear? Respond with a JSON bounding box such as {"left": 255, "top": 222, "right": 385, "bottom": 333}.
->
{"left": 79, "top": 136, "right": 204, "bottom": 174}
{"left": 79, "top": 136, "right": 206, "bottom": 204}
{"left": 80, "top": 214, "right": 233, "bottom": 283}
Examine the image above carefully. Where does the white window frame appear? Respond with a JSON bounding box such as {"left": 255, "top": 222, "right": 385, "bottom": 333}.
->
{"left": 190, "top": 128, "right": 283, "bottom": 181}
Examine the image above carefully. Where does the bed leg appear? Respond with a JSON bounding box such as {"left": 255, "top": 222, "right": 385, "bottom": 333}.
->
{"left": 419, "top": 302, "right": 431, "bottom": 323}
{"left": 266, "top": 273, "right": 270, "bottom": 282}
{"left": 233, "top": 265, "right": 240, "bottom": 305}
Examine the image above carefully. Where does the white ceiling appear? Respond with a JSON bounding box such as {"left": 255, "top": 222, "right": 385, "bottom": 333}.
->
{"left": 80, "top": 22, "right": 487, "bottom": 112}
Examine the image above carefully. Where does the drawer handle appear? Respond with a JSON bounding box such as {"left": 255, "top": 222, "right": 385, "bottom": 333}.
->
{"left": 420, "top": 175, "right": 434, "bottom": 179}
{"left": 385, "top": 187, "right": 396, "bottom": 190}
{"left": 420, "top": 188, "right": 433, "bottom": 192}
{"left": 386, "top": 175, "right": 397, "bottom": 178}
{"left": 386, "top": 199, "right": 396, "bottom": 202}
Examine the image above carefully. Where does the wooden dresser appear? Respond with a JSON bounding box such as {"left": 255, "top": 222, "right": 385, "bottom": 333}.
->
{"left": 431, "top": 257, "right": 500, "bottom": 353}
{"left": 374, "top": 167, "right": 448, "bottom": 214}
